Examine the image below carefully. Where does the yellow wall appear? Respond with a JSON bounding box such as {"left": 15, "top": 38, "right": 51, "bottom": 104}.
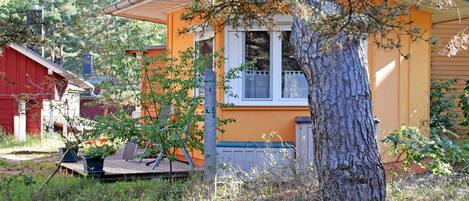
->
{"left": 369, "top": 10, "right": 432, "bottom": 161}
{"left": 166, "top": 8, "right": 432, "bottom": 164}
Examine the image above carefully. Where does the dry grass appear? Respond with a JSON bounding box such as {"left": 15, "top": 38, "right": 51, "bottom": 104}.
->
{"left": 0, "top": 142, "right": 467, "bottom": 201}
{"left": 387, "top": 173, "right": 469, "bottom": 201}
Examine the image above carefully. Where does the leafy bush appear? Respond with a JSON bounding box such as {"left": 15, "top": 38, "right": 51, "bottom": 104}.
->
{"left": 384, "top": 126, "right": 468, "bottom": 174}
{"left": 384, "top": 81, "right": 469, "bottom": 174}
{"left": 460, "top": 80, "right": 469, "bottom": 128}
{"left": 430, "top": 80, "right": 459, "bottom": 135}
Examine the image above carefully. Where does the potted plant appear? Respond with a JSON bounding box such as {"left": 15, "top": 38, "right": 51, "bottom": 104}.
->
{"left": 58, "top": 141, "right": 80, "bottom": 162}
{"left": 80, "top": 138, "right": 119, "bottom": 174}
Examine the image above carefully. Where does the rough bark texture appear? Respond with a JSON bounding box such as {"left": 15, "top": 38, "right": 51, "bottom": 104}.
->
{"left": 291, "top": 18, "right": 386, "bottom": 200}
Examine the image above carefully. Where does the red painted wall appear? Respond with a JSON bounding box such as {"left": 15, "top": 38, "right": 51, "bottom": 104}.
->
{"left": 80, "top": 98, "right": 107, "bottom": 120}
{"left": 0, "top": 47, "right": 62, "bottom": 134}
{"left": 0, "top": 99, "right": 15, "bottom": 133}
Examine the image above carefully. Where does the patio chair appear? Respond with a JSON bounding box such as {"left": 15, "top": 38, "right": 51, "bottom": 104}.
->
{"left": 145, "top": 105, "right": 195, "bottom": 170}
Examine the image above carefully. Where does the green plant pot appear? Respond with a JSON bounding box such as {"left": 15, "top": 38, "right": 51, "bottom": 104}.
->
{"left": 83, "top": 156, "right": 105, "bottom": 175}
{"left": 58, "top": 147, "right": 79, "bottom": 162}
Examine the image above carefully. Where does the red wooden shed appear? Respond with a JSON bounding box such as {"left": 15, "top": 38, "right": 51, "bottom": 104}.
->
{"left": 0, "top": 45, "right": 92, "bottom": 139}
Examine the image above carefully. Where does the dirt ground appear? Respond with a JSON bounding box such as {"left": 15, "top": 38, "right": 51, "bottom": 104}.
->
{"left": 0, "top": 153, "right": 58, "bottom": 176}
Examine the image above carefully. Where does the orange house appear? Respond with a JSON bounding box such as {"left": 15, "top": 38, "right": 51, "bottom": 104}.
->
{"left": 104, "top": 0, "right": 469, "bottom": 169}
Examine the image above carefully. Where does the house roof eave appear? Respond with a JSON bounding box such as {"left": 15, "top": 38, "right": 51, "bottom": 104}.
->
{"left": 8, "top": 45, "right": 94, "bottom": 90}
{"left": 103, "top": 0, "right": 188, "bottom": 24}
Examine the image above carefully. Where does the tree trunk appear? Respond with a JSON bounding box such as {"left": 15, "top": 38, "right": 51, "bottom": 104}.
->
{"left": 291, "top": 18, "right": 386, "bottom": 200}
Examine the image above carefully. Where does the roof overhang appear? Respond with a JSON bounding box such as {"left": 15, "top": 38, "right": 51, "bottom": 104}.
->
{"left": 9, "top": 45, "right": 94, "bottom": 90}
{"left": 429, "top": 0, "right": 469, "bottom": 23}
{"left": 103, "top": 0, "right": 469, "bottom": 25}
{"left": 103, "top": 0, "right": 187, "bottom": 24}
{"left": 400, "top": 0, "right": 469, "bottom": 23}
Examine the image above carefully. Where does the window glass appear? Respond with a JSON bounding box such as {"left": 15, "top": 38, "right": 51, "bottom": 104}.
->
{"left": 281, "top": 31, "right": 307, "bottom": 98}
{"left": 195, "top": 38, "right": 214, "bottom": 96}
{"left": 195, "top": 38, "right": 214, "bottom": 69}
{"left": 244, "top": 31, "right": 271, "bottom": 99}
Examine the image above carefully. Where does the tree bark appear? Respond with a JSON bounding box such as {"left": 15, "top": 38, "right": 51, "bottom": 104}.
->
{"left": 291, "top": 18, "right": 386, "bottom": 200}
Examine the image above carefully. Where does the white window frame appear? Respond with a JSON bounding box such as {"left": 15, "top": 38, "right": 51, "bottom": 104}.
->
{"left": 224, "top": 25, "right": 308, "bottom": 106}
{"left": 194, "top": 28, "right": 215, "bottom": 97}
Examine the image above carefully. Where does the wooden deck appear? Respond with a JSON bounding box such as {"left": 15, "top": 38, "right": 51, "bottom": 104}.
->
{"left": 59, "top": 159, "right": 202, "bottom": 181}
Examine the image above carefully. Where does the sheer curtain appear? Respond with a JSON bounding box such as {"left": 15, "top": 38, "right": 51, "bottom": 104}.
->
{"left": 245, "top": 70, "right": 270, "bottom": 99}
{"left": 282, "top": 71, "right": 308, "bottom": 98}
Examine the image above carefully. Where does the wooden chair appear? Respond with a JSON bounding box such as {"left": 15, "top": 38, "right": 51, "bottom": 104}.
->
{"left": 135, "top": 105, "right": 195, "bottom": 170}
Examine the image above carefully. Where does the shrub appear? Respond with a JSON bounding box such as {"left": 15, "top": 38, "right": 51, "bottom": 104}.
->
{"left": 460, "top": 80, "right": 469, "bottom": 128}
{"left": 430, "top": 80, "right": 459, "bottom": 135}
{"left": 384, "top": 126, "right": 468, "bottom": 174}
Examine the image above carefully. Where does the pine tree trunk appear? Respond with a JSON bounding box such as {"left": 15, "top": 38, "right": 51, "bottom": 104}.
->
{"left": 291, "top": 18, "right": 386, "bottom": 200}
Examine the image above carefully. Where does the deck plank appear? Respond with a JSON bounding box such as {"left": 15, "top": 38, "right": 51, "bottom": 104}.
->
{"left": 59, "top": 159, "right": 202, "bottom": 181}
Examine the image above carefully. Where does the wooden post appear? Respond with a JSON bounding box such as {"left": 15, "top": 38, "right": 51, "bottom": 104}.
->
{"left": 14, "top": 100, "right": 27, "bottom": 141}
{"left": 203, "top": 70, "right": 217, "bottom": 191}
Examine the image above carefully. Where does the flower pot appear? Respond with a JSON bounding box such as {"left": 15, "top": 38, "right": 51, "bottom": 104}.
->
{"left": 83, "top": 156, "right": 105, "bottom": 175}
{"left": 58, "top": 147, "right": 79, "bottom": 162}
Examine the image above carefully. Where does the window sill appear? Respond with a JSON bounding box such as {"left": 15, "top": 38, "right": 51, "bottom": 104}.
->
{"left": 225, "top": 99, "right": 308, "bottom": 107}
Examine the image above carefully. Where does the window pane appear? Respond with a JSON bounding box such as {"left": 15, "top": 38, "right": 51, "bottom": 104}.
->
{"left": 245, "top": 31, "right": 270, "bottom": 99}
{"left": 195, "top": 38, "right": 214, "bottom": 69}
{"left": 282, "top": 31, "right": 307, "bottom": 98}
{"left": 195, "top": 38, "right": 214, "bottom": 97}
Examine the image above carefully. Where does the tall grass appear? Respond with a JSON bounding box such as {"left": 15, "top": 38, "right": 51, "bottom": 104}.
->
{"left": 0, "top": 162, "right": 468, "bottom": 201}
{"left": 0, "top": 136, "right": 42, "bottom": 149}
{"left": 0, "top": 136, "right": 63, "bottom": 154}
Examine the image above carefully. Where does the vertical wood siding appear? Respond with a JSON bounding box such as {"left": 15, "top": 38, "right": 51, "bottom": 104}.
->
{"left": 0, "top": 47, "right": 59, "bottom": 134}
{"left": 432, "top": 19, "right": 469, "bottom": 133}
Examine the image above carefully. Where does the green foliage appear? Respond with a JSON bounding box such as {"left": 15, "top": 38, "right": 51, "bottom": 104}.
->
{"left": 1, "top": 0, "right": 165, "bottom": 75}
{"left": 429, "top": 80, "right": 459, "bottom": 135}
{"left": 92, "top": 47, "right": 239, "bottom": 170}
{"left": 80, "top": 138, "right": 120, "bottom": 159}
{"left": 0, "top": 0, "right": 39, "bottom": 50}
{"left": 93, "top": 111, "right": 140, "bottom": 141}
{"left": 460, "top": 80, "right": 469, "bottom": 127}
{"left": 384, "top": 126, "right": 468, "bottom": 174}
{"left": 0, "top": 159, "right": 8, "bottom": 167}
{"left": 0, "top": 174, "right": 189, "bottom": 201}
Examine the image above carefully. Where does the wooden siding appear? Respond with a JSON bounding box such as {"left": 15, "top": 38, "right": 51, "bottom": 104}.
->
{"left": 0, "top": 47, "right": 57, "bottom": 98}
{"left": 432, "top": 19, "right": 469, "bottom": 133}
{"left": 0, "top": 47, "right": 59, "bottom": 134}
{"left": 0, "top": 99, "right": 15, "bottom": 133}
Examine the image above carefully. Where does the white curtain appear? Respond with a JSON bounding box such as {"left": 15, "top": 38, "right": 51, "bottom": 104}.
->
{"left": 283, "top": 71, "right": 308, "bottom": 98}
{"left": 245, "top": 70, "right": 270, "bottom": 99}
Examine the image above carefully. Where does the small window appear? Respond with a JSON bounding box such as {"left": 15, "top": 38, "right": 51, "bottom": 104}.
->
{"left": 195, "top": 37, "right": 214, "bottom": 97}
{"left": 195, "top": 38, "right": 214, "bottom": 70}
{"left": 281, "top": 31, "right": 307, "bottom": 98}
{"left": 244, "top": 31, "right": 271, "bottom": 99}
